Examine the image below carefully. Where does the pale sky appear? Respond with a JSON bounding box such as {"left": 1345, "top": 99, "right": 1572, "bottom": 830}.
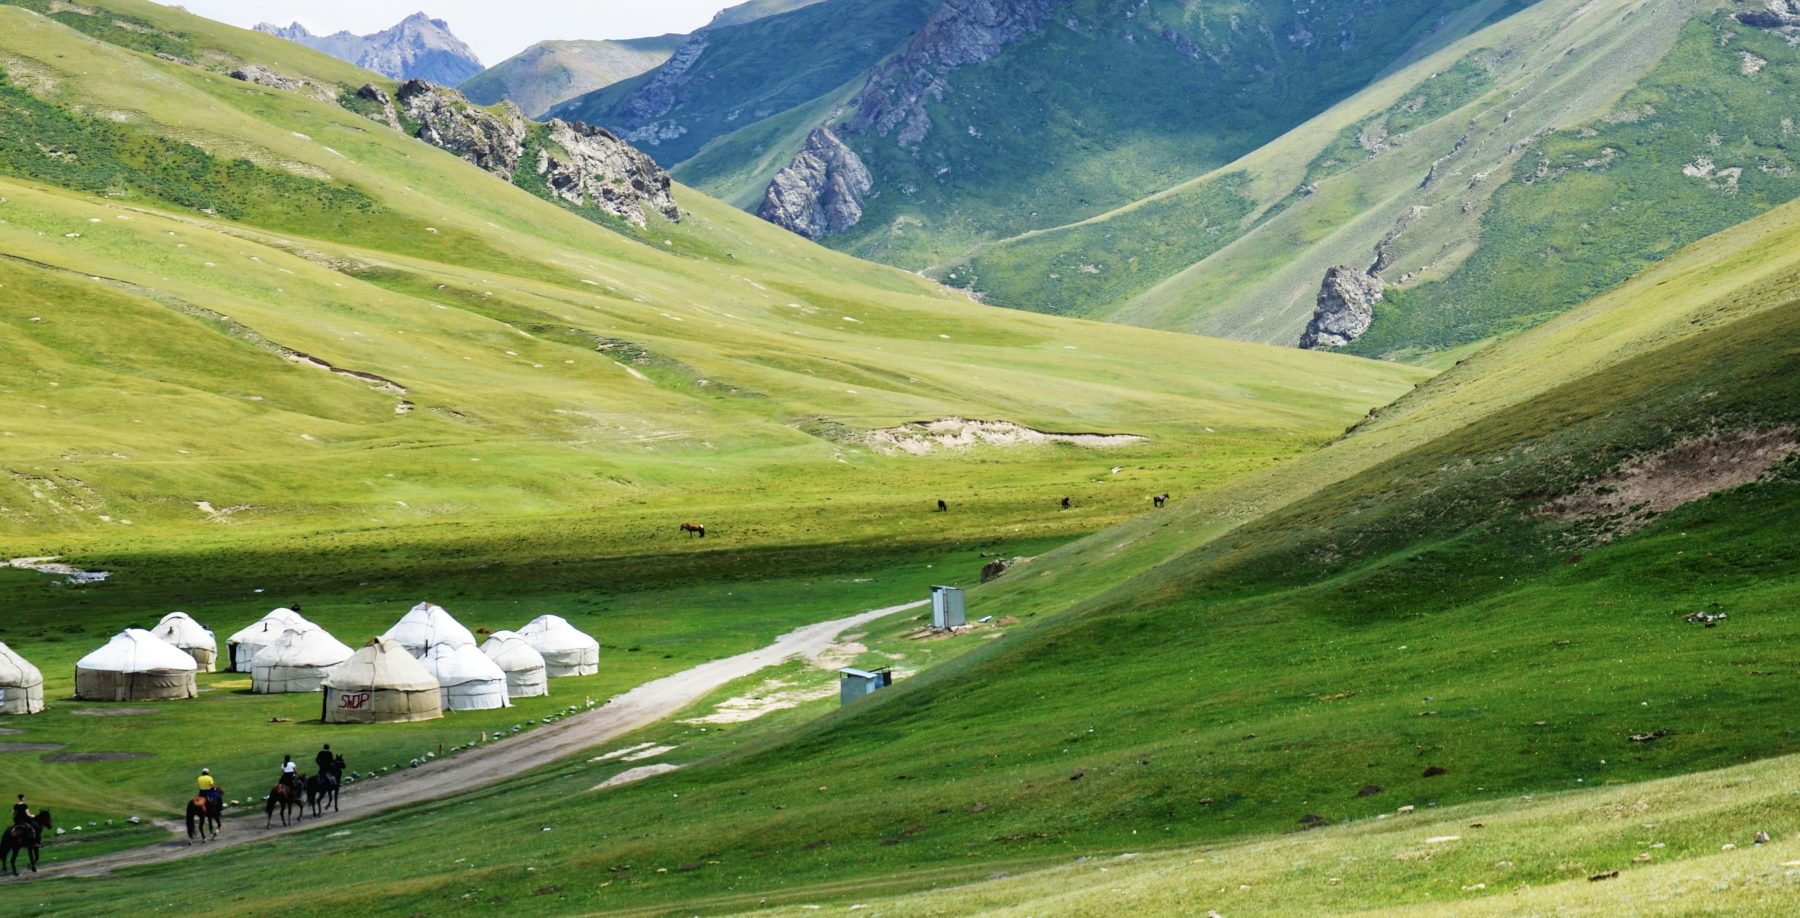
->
{"left": 158, "top": 1, "right": 730, "bottom": 64}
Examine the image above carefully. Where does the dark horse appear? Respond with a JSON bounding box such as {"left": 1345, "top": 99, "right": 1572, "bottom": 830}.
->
{"left": 265, "top": 776, "right": 304, "bottom": 828}
{"left": 2, "top": 811, "right": 51, "bottom": 876}
{"left": 1153, "top": 493, "right": 1169, "bottom": 508}
{"left": 680, "top": 522, "right": 706, "bottom": 538}
{"left": 186, "top": 794, "right": 222, "bottom": 844}
{"left": 306, "top": 759, "right": 343, "bottom": 817}
{"left": 936, "top": 499, "right": 948, "bottom": 512}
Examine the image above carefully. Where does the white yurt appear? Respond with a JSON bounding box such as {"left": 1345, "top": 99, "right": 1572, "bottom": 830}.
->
{"left": 421, "top": 642, "right": 510, "bottom": 711}
{"left": 0, "top": 641, "right": 45, "bottom": 715}
{"left": 151, "top": 612, "right": 218, "bottom": 672}
{"left": 75, "top": 629, "right": 198, "bottom": 701}
{"left": 227, "top": 608, "right": 310, "bottom": 672}
{"left": 518, "top": 615, "right": 600, "bottom": 677}
{"left": 251, "top": 627, "right": 354, "bottom": 694}
{"left": 479, "top": 630, "right": 548, "bottom": 699}
{"left": 382, "top": 602, "right": 476, "bottom": 658}
{"left": 320, "top": 638, "right": 442, "bottom": 724}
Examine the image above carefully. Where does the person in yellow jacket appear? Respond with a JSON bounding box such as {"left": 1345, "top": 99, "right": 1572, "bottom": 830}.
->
{"left": 196, "top": 769, "right": 223, "bottom": 812}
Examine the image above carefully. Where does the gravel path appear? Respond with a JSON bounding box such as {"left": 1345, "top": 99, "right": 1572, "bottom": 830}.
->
{"left": 35, "top": 600, "right": 927, "bottom": 879}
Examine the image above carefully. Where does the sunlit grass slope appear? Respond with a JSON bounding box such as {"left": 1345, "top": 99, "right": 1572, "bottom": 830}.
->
{"left": 19, "top": 86, "right": 1800, "bottom": 916}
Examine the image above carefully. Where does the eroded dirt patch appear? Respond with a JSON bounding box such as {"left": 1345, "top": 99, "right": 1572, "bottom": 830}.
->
{"left": 41, "top": 751, "right": 154, "bottom": 763}
{"left": 593, "top": 763, "right": 680, "bottom": 791}
{"left": 69, "top": 707, "right": 158, "bottom": 717}
{"left": 0, "top": 743, "right": 67, "bottom": 753}
{"left": 865, "top": 418, "right": 1147, "bottom": 456}
{"left": 1546, "top": 428, "right": 1797, "bottom": 537}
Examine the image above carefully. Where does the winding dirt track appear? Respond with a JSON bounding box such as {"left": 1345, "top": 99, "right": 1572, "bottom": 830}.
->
{"left": 36, "top": 600, "right": 927, "bottom": 879}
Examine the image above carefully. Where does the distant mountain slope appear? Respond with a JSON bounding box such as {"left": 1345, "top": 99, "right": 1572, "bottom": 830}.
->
{"left": 459, "top": 36, "right": 682, "bottom": 118}
{"left": 255, "top": 11, "right": 482, "bottom": 84}
{"left": 953, "top": 0, "right": 1800, "bottom": 361}
{"left": 705, "top": 0, "right": 836, "bottom": 29}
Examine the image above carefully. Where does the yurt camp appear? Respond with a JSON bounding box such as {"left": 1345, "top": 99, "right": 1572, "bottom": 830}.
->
{"left": 518, "top": 615, "right": 600, "bottom": 677}
{"left": 479, "top": 631, "right": 548, "bottom": 699}
{"left": 320, "top": 638, "right": 442, "bottom": 724}
{"left": 421, "top": 642, "right": 510, "bottom": 711}
{"left": 382, "top": 602, "right": 476, "bottom": 658}
{"left": 75, "top": 629, "right": 198, "bottom": 701}
{"left": 151, "top": 612, "right": 218, "bottom": 672}
{"left": 0, "top": 641, "right": 45, "bottom": 715}
{"left": 251, "top": 627, "right": 355, "bottom": 694}
{"left": 227, "top": 608, "right": 310, "bottom": 672}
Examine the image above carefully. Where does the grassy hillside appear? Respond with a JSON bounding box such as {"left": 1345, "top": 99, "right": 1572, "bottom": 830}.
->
{"left": 952, "top": 0, "right": 1800, "bottom": 361}
{"left": 459, "top": 36, "right": 683, "bottom": 118}
{"left": 18, "top": 70, "right": 1800, "bottom": 914}
{"left": 0, "top": 0, "right": 1422, "bottom": 847}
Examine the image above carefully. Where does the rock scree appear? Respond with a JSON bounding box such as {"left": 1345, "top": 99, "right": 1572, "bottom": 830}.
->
{"left": 1299, "top": 265, "right": 1385, "bottom": 349}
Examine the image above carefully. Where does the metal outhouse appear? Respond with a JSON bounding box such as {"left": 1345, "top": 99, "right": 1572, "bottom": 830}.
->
{"left": 840, "top": 667, "right": 892, "bottom": 705}
{"left": 931, "top": 585, "right": 966, "bottom": 629}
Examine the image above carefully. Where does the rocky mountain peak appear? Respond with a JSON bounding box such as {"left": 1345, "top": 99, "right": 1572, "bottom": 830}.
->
{"left": 256, "top": 13, "right": 483, "bottom": 85}
{"left": 759, "top": 127, "right": 872, "bottom": 239}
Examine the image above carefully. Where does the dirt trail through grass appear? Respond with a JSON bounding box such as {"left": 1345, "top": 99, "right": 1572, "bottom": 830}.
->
{"left": 34, "top": 600, "right": 928, "bottom": 880}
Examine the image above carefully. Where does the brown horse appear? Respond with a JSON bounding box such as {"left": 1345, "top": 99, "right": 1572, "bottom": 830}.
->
{"left": 186, "top": 794, "right": 221, "bottom": 843}
{"left": 1, "top": 811, "right": 51, "bottom": 875}
{"left": 265, "top": 778, "right": 303, "bottom": 828}
{"left": 1153, "top": 493, "right": 1169, "bottom": 508}
{"left": 680, "top": 522, "right": 706, "bottom": 538}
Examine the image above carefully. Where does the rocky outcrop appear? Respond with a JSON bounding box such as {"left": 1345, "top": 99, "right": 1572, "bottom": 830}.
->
{"left": 386, "top": 80, "right": 680, "bottom": 226}
{"left": 846, "top": 0, "right": 1064, "bottom": 147}
{"left": 256, "top": 13, "right": 483, "bottom": 85}
{"left": 611, "top": 35, "right": 709, "bottom": 146}
{"left": 540, "top": 119, "right": 682, "bottom": 226}
{"left": 758, "top": 127, "right": 872, "bottom": 239}
{"left": 1298, "top": 266, "right": 1384, "bottom": 350}
{"left": 396, "top": 80, "right": 528, "bottom": 180}
{"left": 355, "top": 83, "right": 402, "bottom": 131}
{"left": 228, "top": 65, "right": 336, "bottom": 103}
{"left": 1737, "top": 2, "right": 1800, "bottom": 30}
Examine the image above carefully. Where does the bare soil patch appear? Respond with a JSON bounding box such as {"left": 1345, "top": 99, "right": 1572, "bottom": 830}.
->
{"left": 865, "top": 418, "right": 1145, "bottom": 456}
{"left": 593, "top": 763, "right": 681, "bottom": 791}
{"left": 1545, "top": 428, "right": 1797, "bottom": 538}
{"left": 70, "top": 707, "right": 158, "bottom": 717}
{"left": 41, "top": 752, "right": 155, "bottom": 763}
{"left": 0, "top": 743, "right": 67, "bottom": 753}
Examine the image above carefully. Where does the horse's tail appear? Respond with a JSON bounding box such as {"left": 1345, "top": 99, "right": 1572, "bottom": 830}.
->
{"left": 186, "top": 804, "right": 198, "bottom": 838}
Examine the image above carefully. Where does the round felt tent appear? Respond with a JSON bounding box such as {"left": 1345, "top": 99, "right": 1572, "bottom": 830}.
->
{"left": 151, "top": 611, "right": 218, "bottom": 672}
{"left": 480, "top": 630, "right": 548, "bottom": 699}
{"left": 75, "top": 629, "right": 198, "bottom": 701}
{"left": 422, "top": 642, "right": 510, "bottom": 711}
{"left": 227, "top": 608, "right": 310, "bottom": 672}
{"left": 0, "top": 641, "right": 45, "bottom": 715}
{"left": 518, "top": 615, "right": 600, "bottom": 677}
{"left": 320, "top": 638, "right": 442, "bottom": 724}
{"left": 382, "top": 602, "right": 476, "bottom": 658}
{"left": 252, "top": 627, "right": 354, "bottom": 694}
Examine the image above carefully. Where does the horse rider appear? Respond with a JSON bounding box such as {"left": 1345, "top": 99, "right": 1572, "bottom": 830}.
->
{"left": 197, "top": 768, "right": 224, "bottom": 812}
{"left": 314, "top": 744, "right": 337, "bottom": 778}
{"left": 11, "top": 794, "right": 38, "bottom": 845}
{"left": 280, "top": 754, "right": 301, "bottom": 794}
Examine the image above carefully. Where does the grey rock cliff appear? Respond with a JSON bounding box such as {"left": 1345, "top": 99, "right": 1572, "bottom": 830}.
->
{"left": 846, "top": 0, "right": 1063, "bottom": 147}
{"left": 611, "top": 34, "right": 710, "bottom": 146}
{"left": 1299, "top": 266, "right": 1384, "bottom": 350}
{"left": 256, "top": 13, "right": 483, "bottom": 85}
{"left": 386, "top": 80, "right": 680, "bottom": 226}
{"left": 228, "top": 65, "right": 336, "bottom": 103}
{"left": 540, "top": 119, "right": 682, "bottom": 226}
{"left": 759, "top": 127, "right": 872, "bottom": 239}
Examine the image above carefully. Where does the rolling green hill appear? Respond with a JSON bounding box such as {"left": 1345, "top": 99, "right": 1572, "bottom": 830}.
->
{"left": 955, "top": 0, "right": 1800, "bottom": 361}
{"left": 459, "top": 36, "right": 683, "bottom": 118}
{"left": 10, "top": 4, "right": 1799, "bottom": 903}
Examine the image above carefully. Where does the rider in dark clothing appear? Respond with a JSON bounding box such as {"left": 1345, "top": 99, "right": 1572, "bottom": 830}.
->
{"left": 314, "top": 745, "right": 336, "bottom": 776}
{"left": 12, "top": 795, "right": 37, "bottom": 844}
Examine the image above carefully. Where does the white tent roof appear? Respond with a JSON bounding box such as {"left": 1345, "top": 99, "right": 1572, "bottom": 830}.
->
{"left": 228, "top": 608, "right": 312, "bottom": 645}
{"left": 152, "top": 612, "right": 216, "bottom": 652}
{"left": 0, "top": 641, "right": 43, "bottom": 688}
{"left": 252, "top": 627, "right": 354, "bottom": 669}
{"left": 422, "top": 642, "right": 508, "bottom": 687}
{"left": 77, "top": 629, "right": 198, "bottom": 673}
{"left": 517, "top": 615, "right": 599, "bottom": 656}
{"left": 382, "top": 602, "right": 476, "bottom": 655}
{"left": 322, "top": 638, "right": 438, "bottom": 692}
{"left": 480, "top": 631, "right": 547, "bottom": 674}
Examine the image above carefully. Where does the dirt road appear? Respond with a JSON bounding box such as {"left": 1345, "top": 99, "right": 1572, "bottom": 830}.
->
{"left": 36, "top": 600, "right": 927, "bottom": 879}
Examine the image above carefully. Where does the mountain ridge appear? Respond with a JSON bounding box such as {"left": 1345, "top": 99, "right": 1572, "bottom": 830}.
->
{"left": 254, "top": 10, "right": 483, "bottom": 84}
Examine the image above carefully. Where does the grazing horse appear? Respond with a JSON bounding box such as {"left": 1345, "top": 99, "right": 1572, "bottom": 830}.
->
{"left": 1, "top": 811, "right": 51, "bottom": 876}
{"left": 306, "top": 767, "right": 342, "bottom": 817}
{"left": 680, "top": 522, "right": 706, "bottom": 538}
{"left": 1060, "top": 496, "right": 1072, "bottom": 510}
{"left": 936, "top": 499, "right": 948, "bottom": 512}
{"left": 266, "top": 777, "right": 304, "bottom": 828}
{"left": 1153, "top": 493, "right": 1169, "bottom": 508}
{"left": 186, "top": 795, "right": 221, "bottom": 844}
